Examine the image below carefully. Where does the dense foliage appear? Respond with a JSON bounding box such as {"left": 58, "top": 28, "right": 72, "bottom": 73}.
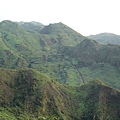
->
{"left": 0, "top": 69, "right": 120, "bottom": 119}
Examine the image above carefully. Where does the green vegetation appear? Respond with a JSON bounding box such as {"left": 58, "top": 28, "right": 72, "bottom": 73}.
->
{"left": 0, "top": 20, "right": 120, "bottom": 88}
{"left": 88, "top": 32, "right": 120, "bottom": 45}
{"left": 0, "top": 20, "right": 120, "bottom": 119}
{"left": 0, "top": 69, "right": 120, "bottom": 119}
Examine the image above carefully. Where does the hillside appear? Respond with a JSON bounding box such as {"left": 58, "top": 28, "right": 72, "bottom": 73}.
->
{"left": 71, "top": 39, "right": 120, "bottom": 88}
{"left": 88, "top": 33, "right": 120, "bottom": 45}
{"left": 0, "top": 20, "right": 120, "bottom": 119}
{"left": 72, "top": 39, "right": 120, "bottom": 67}
{"left": 40, "top": 22, "right": 85, "bottom": 46}
{"left": 0, "top": 69, "right": 120, "bottom": 120}
{"left": 0, "top": 20, "right": 120, "bottom": 89}
{"left": 0, "top": 20, "right": 86, "bottom": 84}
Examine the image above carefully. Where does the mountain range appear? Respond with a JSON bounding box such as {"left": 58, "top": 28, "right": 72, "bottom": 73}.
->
{"left": 0, "top": 20, "right": 120, "bottom": 119}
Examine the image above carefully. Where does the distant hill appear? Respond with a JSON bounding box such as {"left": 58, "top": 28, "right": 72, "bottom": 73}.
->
{"left": 88, "top": 33, "right": 120, "bottom": 45}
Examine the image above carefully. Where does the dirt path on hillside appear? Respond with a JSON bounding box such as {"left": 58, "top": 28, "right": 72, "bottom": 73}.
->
{"left": 76, "top": 68, "right": 85, "bottom": 85}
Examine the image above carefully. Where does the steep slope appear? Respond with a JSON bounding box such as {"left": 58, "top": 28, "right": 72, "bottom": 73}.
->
{"left": 0, "top": 20, "right": 120, "bottom": 89}
{"left": 72, "top": 39, "right": 120, "bottom": 67}
{"left": 75, "top": 80, "right": 120, "bottom": 120}
{"left": 0, "top": 20, "right": 120, "bottom": 120}
{"left": 0, "top": 68, "right": 76, "bottom": 120}
{"left": 0, "top": 20, "right": 86, "bottom": 85}
{"left": 0, "top": 20, "right": 40, "bottom": 68}
{"left": 70, "top": 39, "right": 120, "bottom": 89}
{"left": 40, "top": 22, "right": 85, "bottom": 46}
{"left": 72, "top": 39, "right": 101, "bottom": 65}
{"left": 88, "top": 33, "right": 120, "bottom": 45}
{"left": 0, "top": 69, "right": 120, "bottom": 120}
{"left": 0, "top": 20, "right": 85, "bottom": 60}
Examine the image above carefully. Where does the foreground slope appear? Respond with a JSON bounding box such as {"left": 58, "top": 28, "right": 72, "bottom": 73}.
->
{"left": 0, "top": 69, "right": 120, "bottom": 120}
{"left": 75, "top": 80, "right": 120, "bottom": 120}
{"left": 0, "top": 68, "right": 76, "bottom": 120}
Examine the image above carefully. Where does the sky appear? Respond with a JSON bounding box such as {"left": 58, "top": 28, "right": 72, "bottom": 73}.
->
{"left": 0, "top": 0, "right": 120, "bottom": 36}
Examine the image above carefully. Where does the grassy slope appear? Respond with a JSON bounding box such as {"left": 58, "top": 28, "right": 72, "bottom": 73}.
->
{"left": 0, "top": 20, "right": 86, "bottom": 83}
{"left": 0, "top": 20, "right": 120, "bottom": 90}
{"left": 70, "top": 39, "right": 120, "bottom": 88}
{"left": 0, "top": 69, "right": 120, "bottom": 119}
{"left": 0, "top": 68, "right": 76, "bottom": 119}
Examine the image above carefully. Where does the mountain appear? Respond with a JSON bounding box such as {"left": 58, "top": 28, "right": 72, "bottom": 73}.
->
{"left": 0, "top": 20, "right": 120, "bottom": 88}
{"left": 88, "top": 33, "right": 120, "bottom": 45}
{"left": 0, "top": 20, "right": 120, "bottom": 119}
{"left": 0, "top": 68, "right": 120, "bottom": 119}
{"left": 71, "top": 39, "right": 120, "bottom": 89}
{"left": 19, "top": 21, "right": 44, "bottom": 33}
{"left": 0, "top": 20, "right": 86, "bottom": 84}
{"left": 40, "top": 22, "right": 85, "bottom": 46}
{"left": 72, "top": 39, "right": 120, "bottom": 67}
{"left": 0, "top": 20, "right": 120, "bottom": 89}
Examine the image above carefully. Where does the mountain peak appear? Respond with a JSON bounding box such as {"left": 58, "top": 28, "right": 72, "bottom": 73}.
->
{"left": 40, "top": 22, "right": 68, "bottom": 34}
{"left": 0, "top": 20, "right": 18, "bottom": 28}
{"left": 0, "top": 20, "right": 25, "bottom": 35}
{"left": 40, "top": 22, "right": 83, "bottom": 36}
{"left": 81, "top": 38, "right": 99, "bottom": 45}
{"left": 73, "top": 38, "right": 100, "bottom": 54}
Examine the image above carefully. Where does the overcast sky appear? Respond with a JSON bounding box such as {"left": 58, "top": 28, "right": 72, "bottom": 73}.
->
{"left": 0, "top": 0, "right": 120, "bottom": 36}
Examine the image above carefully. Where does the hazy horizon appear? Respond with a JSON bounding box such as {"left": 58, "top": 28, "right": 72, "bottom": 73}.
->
{"left": 0, "top": 0, "right": 120, "bottom": 36}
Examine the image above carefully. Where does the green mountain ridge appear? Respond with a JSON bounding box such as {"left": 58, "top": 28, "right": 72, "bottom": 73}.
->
{"left": 0, "top": 20, "right": 86, "bottom": 84}
{"left": 0, "top": 20, "right": 120, "bottom": 119}
{"left": 40, "top": 22, "right": 85, "bottom": 46}
{"left": 0, "top": 21, "right": 120, "bottom": 89}
{"left": 20, "top": 21, "right": 44, "bottom": 33}
{"left": 88, "top": 33, "right": 120, "bottom": 45}
{"left": 0, "top": 20, "right": 120, "bottom": 88}
{"left": 72, "top": 39, "right": 120, "bottom": 67}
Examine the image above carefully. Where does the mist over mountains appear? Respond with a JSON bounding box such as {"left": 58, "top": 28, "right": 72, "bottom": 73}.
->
{"left": 0, "top": 20, "right": 120, "bottom": 119}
